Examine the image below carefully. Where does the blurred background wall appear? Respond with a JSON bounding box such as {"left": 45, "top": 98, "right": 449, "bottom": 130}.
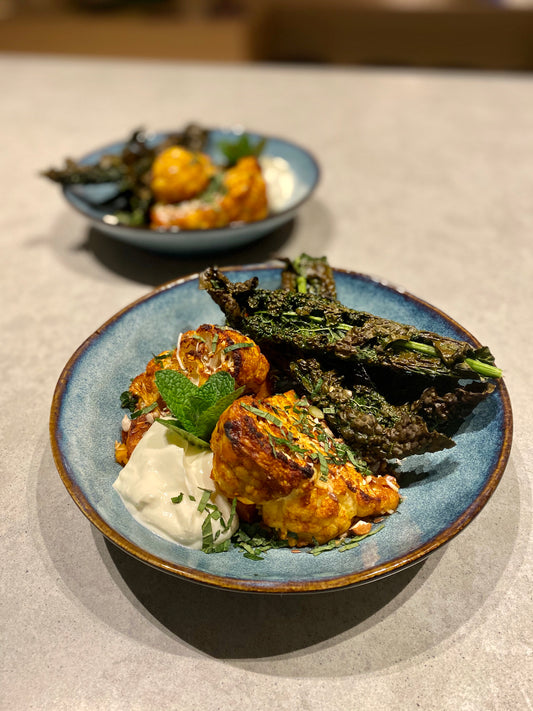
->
{"left": 1, "top": 0, "right": 532, "bottom": 69}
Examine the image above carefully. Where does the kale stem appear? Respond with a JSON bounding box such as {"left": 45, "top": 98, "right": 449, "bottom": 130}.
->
{"left": 296, "top": 275, "right": 307, "bottom": 293}
{"left": 464, "top": 358, "right": 503, "bottom": 379}
{"left": 276, "top": 312, "right": 502, "bottom": 378}
{"left": 402, "top": 341, "right": 439, "bottom": 356}
{"left": 402, "top": 341, "right": 502, "bottom": 378}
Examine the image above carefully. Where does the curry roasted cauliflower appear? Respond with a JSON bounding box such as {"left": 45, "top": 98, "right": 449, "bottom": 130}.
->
{"left": 150, "top": 145, "right": 216, "bottom": 203}
{"left": 177, "top": 323, "right": 270, "bottom": 393}
{"left": 210, "top": 390, "right": 400, "bottom": 545}
{"left": 115, "top": 324, "right": 270, "bottom": 466}
{"left": 150, "top": 156, "right": 268, "bottom": 230}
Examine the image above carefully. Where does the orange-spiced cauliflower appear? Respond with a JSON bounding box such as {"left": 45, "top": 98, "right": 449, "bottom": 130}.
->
{"left": 177, "top": 323, "right": 270, "bottom": 395}
{"left": 150, "top": 156, "right": 268, "bottom": 230}
{"left": 210, "top": 390, "right": 400, "bottom": 546}
{"left": 115, "top": 325, "right": 270, "bottom": 465}
{"left": 150, "top": 145, "right": 216, "bottom": 203}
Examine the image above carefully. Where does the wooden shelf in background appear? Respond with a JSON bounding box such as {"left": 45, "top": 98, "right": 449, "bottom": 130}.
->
{"left": 0, "top": 11, "right": 251, "bottom": 61}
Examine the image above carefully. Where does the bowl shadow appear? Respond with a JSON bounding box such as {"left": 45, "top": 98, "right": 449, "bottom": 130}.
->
{"left": 102, "top": 533, "right": 430, "bottom": 659}
{"left": 39, "top": 198, "right": 334, "bottom": 287}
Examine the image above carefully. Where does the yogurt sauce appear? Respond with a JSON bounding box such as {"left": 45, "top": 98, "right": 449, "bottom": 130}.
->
{"left": 260, "top": 156, "right": 295, "bottom": 212}
{"left": 113, "top": 421, "right": 238, "bottom": 549}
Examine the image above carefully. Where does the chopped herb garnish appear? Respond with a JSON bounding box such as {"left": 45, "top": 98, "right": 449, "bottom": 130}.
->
{"left": 241, "top": 403, "right": 285, "bottom": 429}
{"left": 309, "top": 525, "right": 385, "bottom": 555}
{"left": 338, "top": 525, "right": 385, "bottom": 550}
{"left": 222, "top": 342, "right": 254, "bottom": 354}
{"left": 152, "top": 351, "right": 173, "bottom": 363}
{"left": 197, "top": 488, "right": 212, "bottom": 513}
{"left": 130, "top": 401, "right": 158, "bottom": 419}
{"left": 201, "top": 512, "right": 214, "bottom": 550}
{"left": 198, "top": 495, "right": 238, "bottom": 553}
{"left": 269, "top": 433, "right": 307, "bottom": 455}
{"left": 224, "top": 497, "right": 238, "bottom": 533}
{"left": 199, "top": 172, "right": 227, "bottom": 203}
{"left": 231, "top": 522, "right": 292, "bottom": 560}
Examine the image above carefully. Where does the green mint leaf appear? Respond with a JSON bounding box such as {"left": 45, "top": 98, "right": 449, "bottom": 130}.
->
{"left": 218, "top": 134, "right": 266, "bottom": 167}
{"left": 155, "top": 369, "right": 244, "bottom": 443}
{"left": 193, "top": 385, "right": 245, "bottom": 441}
{"left": 155, "top": 418, "right": 211, "bottom": 449}
{"left": 196, "top": 370, "right": 236, "bottom": 405}
{"left": 155, "top": 369, "right": 197, "bottom": 424}
{"left": 186, "top": 371, "right": 235, "bottom": 424}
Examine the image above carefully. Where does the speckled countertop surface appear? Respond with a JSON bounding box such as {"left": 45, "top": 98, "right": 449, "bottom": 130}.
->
{"left": 1, "top": 54, "right": 531, "bottom": 710}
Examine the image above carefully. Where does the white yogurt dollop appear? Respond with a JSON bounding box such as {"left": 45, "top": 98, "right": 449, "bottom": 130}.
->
{"left": 113, "top": 421, "right": 238, "bottom": 549}
{"left": 260, "top": 156, "right": 295, "bottom": 212}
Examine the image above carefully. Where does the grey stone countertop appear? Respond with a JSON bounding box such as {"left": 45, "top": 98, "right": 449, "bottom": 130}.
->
{"left": 1, "top": 53, "right": 531, "bottom": 710}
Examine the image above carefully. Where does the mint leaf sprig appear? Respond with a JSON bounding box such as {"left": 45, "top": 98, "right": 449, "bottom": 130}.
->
{"left": 154, "top": 369, "right": 245, "bottom": 447}
{"left": 218, "top": 133, "right": 266, "bottom": 167}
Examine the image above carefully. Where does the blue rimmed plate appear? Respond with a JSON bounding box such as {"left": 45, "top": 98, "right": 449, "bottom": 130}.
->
{"left": 49, "top": 264, "right": 512, "bottom": 592}
{"left": 61, "top": 128, "right": 320, "bottom": 254}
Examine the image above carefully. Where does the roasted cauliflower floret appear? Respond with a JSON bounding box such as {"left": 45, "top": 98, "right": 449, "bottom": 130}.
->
{"left": 116, "top": 413, "right": 153, "bottom": 465}
{"left": 210, "top": 390, "right": 400, "bottom": 545}
{"left": 150, "top": 145, "right": 216, "bottom": 203}
{"left": 150, "top": 156, "right": 268, "bottom": 230}
{"left": 129, "top": 349, "right": 181, "bottom": 411}
{"left": 219, "top": 156, "right": 268, "bottom": 224}
{"left": 116, "top": 326, "right": 269, "bottom": 465}
{"left": 178, "top": 324, "right": 270, "bottom": 394}
{"left": 150, "top": 200, "right": 228, "bottom": 231}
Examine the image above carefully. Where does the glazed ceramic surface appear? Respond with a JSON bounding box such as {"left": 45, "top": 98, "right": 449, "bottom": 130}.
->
{"left": 62, "top": 129, "right": 320, "bottom": 254}
{"left": 50, "top": 265, "right": 512, "bottom": 593}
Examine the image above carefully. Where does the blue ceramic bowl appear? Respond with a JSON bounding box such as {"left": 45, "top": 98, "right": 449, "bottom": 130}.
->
{"left": 61, "top": 129, "right": 320, "bottom": 254}
{"left": 50, "top": 264, "right": 512, "bottom": 593}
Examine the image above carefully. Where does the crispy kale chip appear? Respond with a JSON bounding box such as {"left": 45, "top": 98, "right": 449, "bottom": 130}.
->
{"left": 200, "top": 258, "right": 501, "bottom": 467}
{"left": 199, "top": 266, "right": 501, "bottom": 382}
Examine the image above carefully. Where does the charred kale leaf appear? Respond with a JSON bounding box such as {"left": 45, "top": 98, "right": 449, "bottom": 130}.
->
{"left": 280, "top": 254, "right": 337, "bottom": 299}
{"left": 289, "top": 358, "right": 494, "bottom": 463}
{"left": 42, "top": 124, "right": 210, "bottom": 226}
{"left": 199, "top": 266, "right": 501, "bottom": 381}
{"left": 200, "top": 260, "right": 501, "bottom": 467}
